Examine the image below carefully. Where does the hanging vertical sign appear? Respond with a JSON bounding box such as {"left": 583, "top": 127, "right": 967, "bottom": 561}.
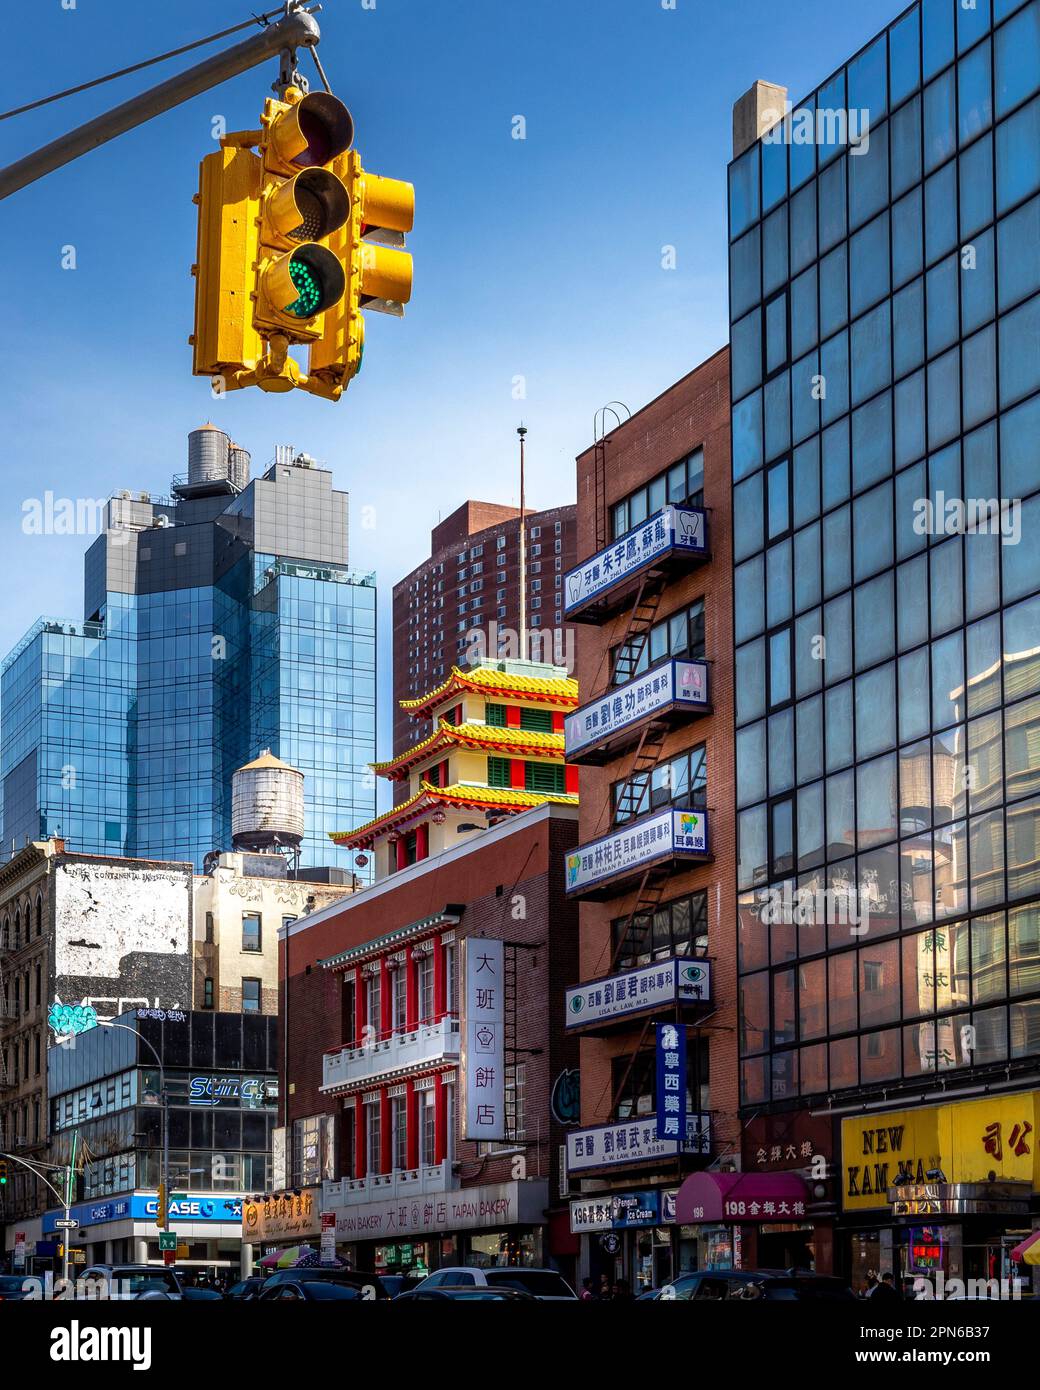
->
{"left": 460, "top": 938, "right": 506, "bottom": 1141}
{"left": 656, "top": 1022, "right": 687, "bottom": 1141}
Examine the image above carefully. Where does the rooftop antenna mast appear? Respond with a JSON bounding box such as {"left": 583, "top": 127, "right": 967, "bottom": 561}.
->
{"left": 517, "top": 425, "right": 528, "bottom": 656}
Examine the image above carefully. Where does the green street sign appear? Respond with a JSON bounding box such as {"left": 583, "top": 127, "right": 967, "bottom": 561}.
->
{"left": 158, "top": 1232, "right": 177, "bottom": 1252}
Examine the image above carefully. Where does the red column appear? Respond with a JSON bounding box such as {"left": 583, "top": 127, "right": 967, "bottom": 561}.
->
{"left": 565, "top": 764, "right": 579, "bottom": 795}
{"left": 509, "top": 759, "right": 526, "bottom": 789}
{"left": 434, "top": 1073, "right": 447, "bottom": 1165}
{"left": 354, "top": 1095, "right": 366, "bottom": 1180}
{"left": 406, "top": 953, "right": 419, "bottom": 1031}
{"left": 379, "top": 1089, "right": 392, "bottom": 1174}
{"left": 353, "top": 970, "right": 365, "bottom": 1046}
{"left": 552, "top": 710, "right": 565, "bottom": 733}
{"left": 416, "top": 822, "right": 429, "bottom": 861}
{"left": 379, "top": 956, "right": 391, "bottom": 1038}
{"left": 405, "top": 1080, "right": 418, "bottom": 1170}
{"left": 433, "top": 941, "right": 446, "bottom": 1022}
{"left": 395, "top": 837, "right": 408, "bottom": 872}
{"left": 506, "top": 705, "right": 521, "bottom": 728}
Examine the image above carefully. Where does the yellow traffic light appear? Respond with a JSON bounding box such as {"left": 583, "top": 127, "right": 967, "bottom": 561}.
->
{"left": 155, "top": 1180, "right": 167, "bottom": 1229}
{"left": 190, "top": 145, "right": 263, "bottom": 380}
{"left": 190, "top": 85, "right": 412, "bottom": 399}
{"left": 308, "top": 152, "right": 414, "bottom": 399}
{"left": 253, "top": 91, "right": 353, "bottom": 343}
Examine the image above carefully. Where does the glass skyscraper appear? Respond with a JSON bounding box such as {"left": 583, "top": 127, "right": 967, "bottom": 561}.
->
{"left": 730, "top": 0, "right": 1040, "bottom": 1112}
{"left": 1, "top": 434, "right": 376, "bottom": 872}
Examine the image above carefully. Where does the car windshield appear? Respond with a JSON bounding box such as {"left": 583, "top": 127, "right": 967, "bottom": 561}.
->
{"left": 114, "top": 1271, "right": 180, "bottom": 1294}
{"left": 484, "top": 1270, "right": 573, "bottom": 1296}
{"left": 307, "top": 1282, "right": 361, "bottom": 1299}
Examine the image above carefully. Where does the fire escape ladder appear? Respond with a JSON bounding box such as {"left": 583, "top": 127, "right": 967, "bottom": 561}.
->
{"left": 593, "top": 437, "right": 608, "bottom": 552}
{"left": 609, "top": 866, "right": 669, "bottom": 972}
{"left": 608, "top": 576, "right": 663, "bottom": 685}
{"left": 607, "top": 1015, "right": 654, "bottom": 1116}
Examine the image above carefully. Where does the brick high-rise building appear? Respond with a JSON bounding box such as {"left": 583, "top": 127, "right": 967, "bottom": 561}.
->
{"left": 393, "top": 500, "right": 578, "bottom": 761}
{"left": 562, "top": 347, "right": 737, "bottom": 1290}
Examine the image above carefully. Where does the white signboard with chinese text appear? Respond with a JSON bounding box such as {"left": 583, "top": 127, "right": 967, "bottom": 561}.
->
{"left": 566, "top": 1115, "right": 711, "bottom": 1175}
{"left": 565, "top": 958, "right": 711, "bottom": 1030}
{"left": 564, "top": 506, "right": 707, "bottom": 615}
{"left": 330, "top": 1180, "right": 548, "bottom": 1241}
{"left": 565, "top": 659, "right": 709, "bottom": 758}
{"left": 564, "top": 809, "right": 709, "bottom": 895}
{"left": 460, "top": 938, "right": 506, "bottom": 1141}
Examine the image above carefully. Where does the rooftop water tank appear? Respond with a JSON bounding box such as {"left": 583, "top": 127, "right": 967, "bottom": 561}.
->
{"left": 229, "top": 444, "right": 251, "bottom": 491}
{"left": 232, "top": 750, "right": 305, "bottom": 851}
{"left": 188, "top": 423, "right": 231, "bottom": 487}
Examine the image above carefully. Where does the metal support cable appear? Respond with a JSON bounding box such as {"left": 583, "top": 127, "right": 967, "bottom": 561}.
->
{"left": 0, "top": 5, "right": 297, "bottom": 122}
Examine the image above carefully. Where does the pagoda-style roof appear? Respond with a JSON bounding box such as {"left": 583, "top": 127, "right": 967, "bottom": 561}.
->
{"left": 371, "top": 719, "right": 565, "bottom": 782}
{"left": 330, "top": 780, "right": 578, "bottom": 850}
{"left": 400, "top": 664, "right": 578, "bottom": 721}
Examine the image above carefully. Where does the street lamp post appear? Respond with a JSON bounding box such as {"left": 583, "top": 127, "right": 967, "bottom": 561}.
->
{"left": 0, "top": 1147, "right": 78, "bottom": 1287}
{"left": 95, "top": 1020, "right": 171, "bottom": 1242}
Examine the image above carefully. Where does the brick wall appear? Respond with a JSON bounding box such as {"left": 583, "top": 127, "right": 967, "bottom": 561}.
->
{"left": 571, "top": 347, "right": 740, "bottom": 1165}
{"left": 280, "top": 806, "right": 579, "bottom": 1198}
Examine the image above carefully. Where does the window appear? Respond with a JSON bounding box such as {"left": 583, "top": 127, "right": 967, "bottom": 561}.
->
{"left": 611, "top": 449, "right": 705, "bottom": 539}
{"left": 365, "top": 1100, "right": 381, "bottom": 1175}
{"left": 613, "top": 744, "right": 707, "bottom": 824}
{"left": 392, "top": 1094, "right": 408, "bottom": 1171}
{"left": 365, "top": 973, "right": 382, "bottom": 1038}
{"left": 242, "top": 913, "right": 261, "bottom": 953}
{"left": 203, "top": 978, "right": 214, "bottom": 1010}
{"left": 392, "top": 963, "right": 407, "bottom": 1032}
{"left": 612, "top": 891, "right": 709, "bottom": 970}
{"left": 419, "top": 1088, "right": 436, "bottom": 1166}
{"left": 205, "top": 912, "right": 214, "bottom": 944}
{"left": 418, "top": 953, "right": 434, "bottom": 1022}
{"left": 241, "top": 978, "right": 261, "bottom": 1013}
{"left": 612, "top": 599, "right": 706, "bottom": 684}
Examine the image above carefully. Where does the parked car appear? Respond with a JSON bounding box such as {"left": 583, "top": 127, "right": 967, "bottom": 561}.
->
{"left": 379, "top": 1271, "right": 427, "bottom": 1299}
{"left": 260, "top": 1267, "right": 389, "bottom": 1300}
{"left": 79, "top": 1264, "right": 184, "bottom": 1300}
{"left": 0, "top": 1274, "right": 38, "bottom": 1302}
{"left": 656, "top": 1268, "right": 856, "bottom": 1301}
{"left": 394, "top": 1284, "right": 536, "bottom": 1301}
{"left": 225, "top": 1276, "right": 267, "bottom": 1301}
{"left": 181, "top": 1284, "right": 224, "bottom": 1300}
{"left": 258, "top": 1280, "right": 369, "bottom": 1302}
{"left": 409, "top": 1267, "right": 577, "bottom": 1301}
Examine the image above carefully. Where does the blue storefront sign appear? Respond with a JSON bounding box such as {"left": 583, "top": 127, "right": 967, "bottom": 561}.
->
{"left": 43, "top": 1194, "right": 244, "bottom": 1233}
{"left": 564, "top": 506, "right": 708, "bottom": 616}
{"left": 565, "top": 957, "right": 711, "bottom": 1030}
{"left": 656, "top": 1023, "right": 687, "bottom": 1141}
{"left": 564, "top": 808, "right": 710, "bottom": 895}
{"left": 565, "top": 659, "right": 709, "bottom": 759}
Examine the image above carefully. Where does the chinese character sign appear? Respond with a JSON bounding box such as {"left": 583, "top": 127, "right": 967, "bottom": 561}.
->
{"left": 461, "top": 938, "right": 506, "bottom": 1141}
{"left": 564, "top": 506, "right": 708, "bottom": 614}
{"left": 656, "top": 1022, "right": 687, "bottom": 1141}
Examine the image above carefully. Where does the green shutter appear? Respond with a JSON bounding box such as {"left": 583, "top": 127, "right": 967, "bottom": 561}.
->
{"left": 519, "top": 707, "right": 553, "bottom": 732}
{"left": 486, "top": 703, "right": 507, "bottom": 727}
{"left": 524, "top": 761, "right": 566, "bottom": 793}
{"left": 487, "top": 756, "right": 511, "bottom": 787}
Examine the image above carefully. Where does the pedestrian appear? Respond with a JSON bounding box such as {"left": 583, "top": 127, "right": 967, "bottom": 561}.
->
{"left": 613, "top": 1278, "right": 635, "bottom": 1302}
{"left": 579, "top": 1277, "right": 596, "bottom": 1301}
{"left": 598, "top": 1273, "right": 611, "bottom": 1301}
{"left": 872, "top": 1272, "right": 902, "bottom": 1301}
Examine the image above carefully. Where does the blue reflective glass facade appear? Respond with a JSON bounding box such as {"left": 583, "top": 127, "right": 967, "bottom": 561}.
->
{"left": 1, "top": 462, "right": 376, "bottom": 873}
{"left": 730, "top": 0, "right": 1040, "bottom": 1106}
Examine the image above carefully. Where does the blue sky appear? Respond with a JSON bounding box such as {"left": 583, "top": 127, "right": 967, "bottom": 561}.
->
{"left": 2, "top": 0, "right": 900, "bottom": 755}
